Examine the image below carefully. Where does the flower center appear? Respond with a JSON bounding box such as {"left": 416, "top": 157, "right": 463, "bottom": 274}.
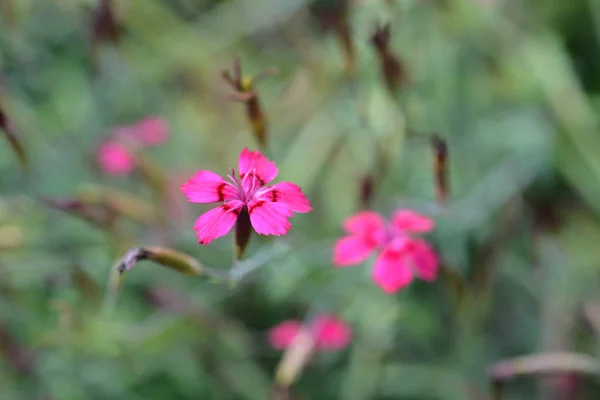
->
{"left": 226, "top": 168, "right": 263, "bottom": 204}
{"left": 374, "top": 224, "right": 408, "bottom": 250}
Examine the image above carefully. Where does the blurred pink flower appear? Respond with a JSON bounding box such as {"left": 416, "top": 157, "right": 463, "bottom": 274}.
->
{"left": 125, "top": 117, "right": 169, "bottom": 146}
{"left": 180, "top": 147, "right": 311, "bottom": 245}
{"left": 97, "top": 141, "right": 136, "bottom": 176}
{"left": 113, "top": 117, "right": 169, "bottom": 147}
{"left": 333, "top": 210, "right": 439, "bottom": 294}
{"left": 268, "top": 315, "right": 351, "bottom": 351}
{"left": 97, "top": 116, "right": 169, "bottom": 176}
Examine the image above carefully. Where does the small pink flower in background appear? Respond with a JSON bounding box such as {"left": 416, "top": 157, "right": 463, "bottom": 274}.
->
{"left": 269, "top": 321, "right": 303, "bottom": 349}
{"left": 333, "top": 209, "right": 439, "bottom": 294}
{"left": 115, "top": 117, "right": 169, "bottom": 147}
{"left": 97, "top": 116, "right": 169, "bottom": 176}
{"left": 269, "top": 315, "right": 351, "bottom": 351}
{"left": 97, "top": 142, "right": 136, "bottom": 176}
{"left": 180, "top": 147, "right": 311, "bottom": 245}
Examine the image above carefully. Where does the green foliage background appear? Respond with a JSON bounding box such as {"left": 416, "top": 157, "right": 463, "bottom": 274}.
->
{"left": 2, "top": 0, "right": 600, "bottom": 398}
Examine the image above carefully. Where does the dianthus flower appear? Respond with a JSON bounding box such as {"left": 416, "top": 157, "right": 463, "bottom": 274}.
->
{"left": 114, "top": 117, "right": 169, "bottom": 147}
{"left": 97, "top": 141, "right": 135, "bottom": 176}
{"left": 97, "top": 117, "right": 169, "bottom": 176}
{"left": 180, "top": 148, "right": 311, "bottom": 245}
{"left": 268, "top": 314, "right": 351, "bottom": 351}
{"left": 333, "top": 210, "right": 439, "bottom": 293}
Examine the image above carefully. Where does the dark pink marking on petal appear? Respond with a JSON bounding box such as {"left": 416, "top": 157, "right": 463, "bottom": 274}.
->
{"left": 238, "top": 147, "right": 278, "bottom": 184}
{"left": 248, "top": 199, "right": 292, "bottom": 236}
{"left": 262, "top": 182, "right": 312, "bottom": 213}
{"left": 240, "top": 170, "right": 266, "bottom": 194}
{"left": 193, "top": 201, "right": 243, "bottom": 245}
{"left": 181, "top": 170, "right": 238, "bottom": 204}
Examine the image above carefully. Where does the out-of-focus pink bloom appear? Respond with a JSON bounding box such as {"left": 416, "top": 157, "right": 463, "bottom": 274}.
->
{"left": 269, "top": 320, "right": 303, "bottom": 349}
{"left": 129, "top": 117, "right": 169, "bottom": 146}
{"left": 113, "top": 117, "right": 169, "bottom": 147}
{"left": 333, "top": 209, "right": 438, "bottom": 294}
{"left": 311, "top": 315, "right": 353, "bottom": 350}
{"left": 268, "top": 315, "right": 351, "bottom": 351}
{"left": 98, "top": 116, "right": 169, "bottom": 176}
{"left": 97, "top": 142, "right": 136, "bottom": 176}
{"left": 180, "top": 148, "right": 311, "bottom": 245}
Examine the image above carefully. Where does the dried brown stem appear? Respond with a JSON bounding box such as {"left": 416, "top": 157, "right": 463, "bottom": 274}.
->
{"left": 488, "top": 352, "right": 600, "bottom": 400}
{"left": 0, "top": 105, "right": 28, "bottom": 171}
{"left": 431, "top": 134, "right": 449, "bottom": 204}
{"left": 103, "top": 241, "right": 290, "bottom": 314}
{"left": 102, "top": 246, "right": 225, "bottom": 314}
{"left": 221, "top": 59, "right": 274, "bottom": 150}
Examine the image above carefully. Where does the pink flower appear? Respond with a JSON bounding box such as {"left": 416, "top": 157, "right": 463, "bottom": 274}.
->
{"left": 333, "top": 210, "right": 439, "bottom": 294}
{"left": 268, "top": 315, "right": 352, "bottom": 351}
{"left": 97, "top": 142, "right": 136, "bottom": 176}
{"left": 116, "top": 117, "right": 169, "bottom": 147}
{"left": 180, "top": 147, "right": 311, "bottom": 245}
{"left": 97, "top": 116, "right": 169, "bottom": 176}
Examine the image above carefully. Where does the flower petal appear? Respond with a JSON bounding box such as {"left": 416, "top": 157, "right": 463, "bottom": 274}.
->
{"left": 268, "top": 320, "right": 302, "bottom": 350}
{"left": 341, "top": 211, "right": 386, "bottom": 246}
{"left": 97, "top": 142, "right": 135, "bottom": 175}
{"left": 181, "top": 170, "right": 238, "bottom": 204}
{"left": 408, "top": 239, "right": 439, "bottom": 281}
{"left": 391, "top": 209, "right": 434, "bottom": 233}
{"left": 311, "top": 315, "right": 352, "bottom": 351}
{"left": 259, "top": 182, "right": 312, "bottom": 213}
{"left": 248, "top": 199, "right": 293, "bottom": 236}
{"left": 238, "top": 147, "right": 278, "bottom": 184}
{"left": 343, "top": 211, "right": 386, "bottom": 235}
{"left": 193, "top": 201, "right": 243, "bottom": 245}
{"left": 333, "top": 235, "right": 376, "bottom": 266}
{"left": 132, "top": 117, "right": 169, "bottom": 146}
{"left": 372, "top": 241, "right": 413, "bottom": 294}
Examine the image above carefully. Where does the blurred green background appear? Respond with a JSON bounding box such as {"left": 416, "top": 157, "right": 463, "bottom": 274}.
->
{"left": 3, "top": 0, "right": 600, "bottom": 398}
